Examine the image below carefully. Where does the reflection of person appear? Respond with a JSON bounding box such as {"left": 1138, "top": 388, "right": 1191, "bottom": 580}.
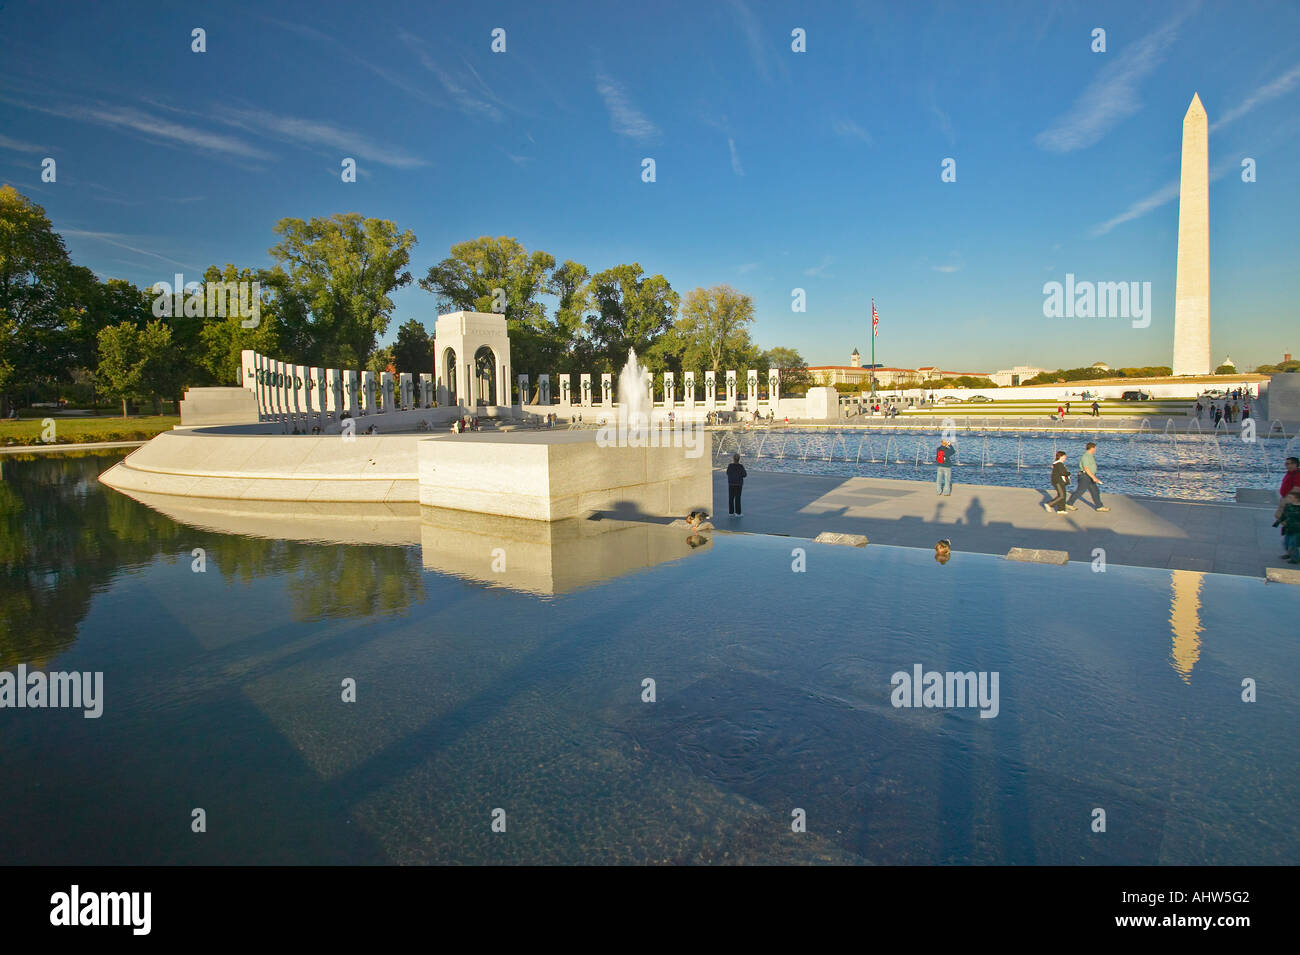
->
{"left": 934, "top": 539, "right": 951, "bottom": 564}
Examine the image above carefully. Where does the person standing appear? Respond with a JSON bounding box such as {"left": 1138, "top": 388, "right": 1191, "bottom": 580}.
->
{"left": 1067, "top": 441, "right": 1109, "bottom": 511}
{"left": 1044, "top": 450, "right": 1071, "bottom": 514}
{"left": 935, "top": 438, "right": 955, "bottom": 496}
{"left": 1091, "top": 400, "right": 1100, "bottom": 418}
{"left": 726, "top": 452, "right": 747, "bottom": 517}
{"left": 1277, "top": 488, "right": 1300, "bottom": 564}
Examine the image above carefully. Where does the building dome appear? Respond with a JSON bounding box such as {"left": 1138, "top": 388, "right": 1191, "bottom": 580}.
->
{"left": 1220, "top": 355, "right": 1235, "bottom": 368}
{"left": 1091, "top": 361, "right": 1110, "bottom": 371}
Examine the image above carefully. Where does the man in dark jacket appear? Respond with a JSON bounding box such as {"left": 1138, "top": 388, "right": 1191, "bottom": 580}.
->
{"left": 726, "top": 453, "right": 747, "bottom": 517}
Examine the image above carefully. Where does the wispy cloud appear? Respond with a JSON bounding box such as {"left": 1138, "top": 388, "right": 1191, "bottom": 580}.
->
{"left": 60, "top": 229, "right": 196, "bottom": 270}
{"left": 804, "top": 256, "right": 834, "bottom": 278}
{"left": 931, "top": 264, "right": 961, "bottom": 273}
{"left": 832, "top": 119, "right": 872, "bottom": 144}
{"left": 595, "top": 72, "right": 660, "bottom": 141}
{"left": 727, "top": 0, "right": 784, "bottom": 82}
{"left": 265, "top": 18, "right": 438, "bottom": 107}
{"left": 2, "top": 96, "right": 272, "bottom": 161}
{"left": 737, "top": 262, "right": 759, "bottom": 273}
{"left": 0, "top": 134, "right": 47, "bottom": 153}
{"left": 1211, "top": 63, "right": 1300, "bottom": 131}
{"left": 728, "top": 137, "right": 744, "bottom": 176}
{"left": 215, "top": 107, "right": 427, "bottom": 168}
{"left": 1035, "top": 11, "right": 1188, "bottom": 153}
{"left": 1089, "top": 157, "right": 1238, "bottom": 237}
{"left": 399, "top": 32, "right": 505, "bottom": 122}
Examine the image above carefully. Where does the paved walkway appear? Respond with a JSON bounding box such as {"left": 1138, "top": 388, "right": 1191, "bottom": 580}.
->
{"left": 713, "top": 468, "right": 1291, "bottom": 579}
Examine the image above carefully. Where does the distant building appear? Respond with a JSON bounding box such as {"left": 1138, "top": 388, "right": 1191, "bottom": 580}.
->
{"left": 850, "top": 347, "right": 860, "bottom": 368}
{"left": 990, "top": 365, "right": 1048, "bottom": 387}
{"left": 1219, "top": 355, "right": 1235, "bottom": 369}
{"left": 1092, "top": 361, "right": 1111, "bottom": 372}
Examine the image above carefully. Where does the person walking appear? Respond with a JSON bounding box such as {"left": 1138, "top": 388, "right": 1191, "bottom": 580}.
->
{"left": 935, "top": 438, "right": 955, "bottom": 496}
{"left": 1044, "top": 450, "right": 1071, "bottom": 514}
{"left": 1066, "top": 441, "right": 1109, "bottom": 511}
{"left": 1091, "top": 400, "right": 1100, "bottom": 418}
{"left": 726, "top": 452, "right": 747, "bottom": 517}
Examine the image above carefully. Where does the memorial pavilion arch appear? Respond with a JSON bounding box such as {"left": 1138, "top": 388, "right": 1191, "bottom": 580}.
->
{"left": 433, "top": 311, "right": 513, "bottom": 409}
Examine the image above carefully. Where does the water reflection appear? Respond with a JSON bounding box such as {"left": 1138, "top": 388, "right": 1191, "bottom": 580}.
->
{"left": 0, "top": 454, "right": 427, "bottom": 663}
{"left": 1169, "top": 569, "right": 1205, "bottom": 683}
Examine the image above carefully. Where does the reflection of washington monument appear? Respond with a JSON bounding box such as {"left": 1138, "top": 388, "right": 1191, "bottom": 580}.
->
{"left": 1172, "top": 94, "right": 1211, "bottom": 376}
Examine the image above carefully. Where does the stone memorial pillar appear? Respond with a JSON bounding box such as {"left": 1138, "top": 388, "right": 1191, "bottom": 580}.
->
{"left": 361, "top": 371, "right": 376, "bottom": 416}
{"left": 518, "top": 374, "right": 529, "bottom": 406}
{"left": 380, "top": 372, "right": 394, "bottom": 413}
{"left": 601, "top": 373, "right": 612, "bottom": 407}
{"left": 313, "top": 367, "right": 327, "bottom": 429}
{"left": 768, "top": 369, "right": 780, "bottom": 406}
{"left": 328, "top": 369, "right": 343, "bottom": 419}
{"left": 273, "top": 360, "right": 287, "bottom": 429}
{"left": 747, "top": 370, "right": 758, "bottom": 409}
{"left": 539, "top": 374, "right": 550, "bottom": 405}
{"left": 294, "top": 365, "right": 309, "bottom": 428}
{"left": 726, "top": 371, "right": 737, "bottom": 409}
{"left": 399, "top": 372, "right": 413, "bottom": 411}
{"left": 344, "top": 370, "right": 359, "bottom": 418}
{"left": 252, "top": 354, "right": 267, "bottom": 420}
{"left": 560, "top": 374, "right": 571, "bottom": 406}
{"left": 684, "top": 372, "right": 696, "bottom": 411}
{"left": 663, "top": 372, "right": 674, "bottom": 409}
{"left": 705, "top": 371, "right": 716, "bottom": 412}
{"left": 580, "top": 373, "right": 592, "bottom": 407}
{"left": 420, "top": 373, "right": 434, "bottom": 408}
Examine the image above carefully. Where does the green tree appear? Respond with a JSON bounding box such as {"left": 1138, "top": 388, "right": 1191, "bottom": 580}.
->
{"left": 664, "top": 285, "right": 756, "bottom": 376}
{"left": 196, "top": 265, "right": 282, "bottom": 385}
{"left": 419, "top": 236, "right": 566, "bottom": 375}
{"left": 0, "top": 185, "right": 101, "bottom": 411}
{"left": 761, "top": 346, "right": 811, "bottom": 394}
{"left": 391, "top": 318, "right": 433, "bottom": 375}
{"left": 586, "top": 264, "right": 679, "bottom": 371}
{"left": 268, "top": 213, "right": 416, "bottom": 368}
{"left": 96, "top": 320, "right": 174, "bottom": 416}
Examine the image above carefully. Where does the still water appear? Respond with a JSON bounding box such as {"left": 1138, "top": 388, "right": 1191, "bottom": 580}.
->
{"left": 1, "top": 452, "right": 1297, "bottom": 864}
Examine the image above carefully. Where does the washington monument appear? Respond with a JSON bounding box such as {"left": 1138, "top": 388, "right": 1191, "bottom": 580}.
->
{"left": 1172, "top": 93, "right": 1211, "bottom": 376}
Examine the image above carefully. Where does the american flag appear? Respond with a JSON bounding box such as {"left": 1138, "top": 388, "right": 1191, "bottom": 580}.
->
{"left": 871, "top": 299, "right": 879, "bottom": 338}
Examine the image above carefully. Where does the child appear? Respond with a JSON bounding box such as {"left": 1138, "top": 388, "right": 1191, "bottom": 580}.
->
{"left": 1276, "top": 489, "right": 1300, "bottom": 564}
{"left": 934, "top": 539, "right": 952, "bottom": 565}
{"left": 1044, "top": 450, "right": 1071, "bottom": 514}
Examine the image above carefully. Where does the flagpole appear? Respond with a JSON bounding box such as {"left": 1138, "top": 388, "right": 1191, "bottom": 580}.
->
{"left": 870, "top": 299, "right": 876, "bottom": 401}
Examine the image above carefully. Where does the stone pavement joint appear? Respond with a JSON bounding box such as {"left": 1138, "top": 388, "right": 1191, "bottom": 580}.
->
{"left": 715, "top": 468, "right": 1288, "bottom": 579}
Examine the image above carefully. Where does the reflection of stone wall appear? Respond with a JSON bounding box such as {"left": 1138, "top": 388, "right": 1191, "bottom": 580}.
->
{"left": 418, "top": 510, "right": 711, "bottom": 595}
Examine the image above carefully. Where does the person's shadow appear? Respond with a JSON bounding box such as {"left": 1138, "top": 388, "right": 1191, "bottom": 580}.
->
{"left": 964, "top": 497, "right": 985, "bottom": 528}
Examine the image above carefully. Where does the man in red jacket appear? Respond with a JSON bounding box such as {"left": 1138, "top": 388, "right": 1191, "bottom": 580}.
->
{"left": 1281, "top": 457, "right": 1300, "bottom": 499}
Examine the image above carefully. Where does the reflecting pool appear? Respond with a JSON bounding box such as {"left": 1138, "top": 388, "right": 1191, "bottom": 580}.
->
{"left": 1, "top": 452, "right": 1297, "bottom": 864}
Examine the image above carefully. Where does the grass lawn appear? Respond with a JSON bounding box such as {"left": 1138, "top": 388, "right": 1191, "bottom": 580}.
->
{"left": 0, "top": 415, "right": 179, "bottom": 446}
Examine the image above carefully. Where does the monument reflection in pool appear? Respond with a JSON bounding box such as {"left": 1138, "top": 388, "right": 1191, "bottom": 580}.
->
{"left": 1, "top": 452, "right": 1297, "bottom": 865}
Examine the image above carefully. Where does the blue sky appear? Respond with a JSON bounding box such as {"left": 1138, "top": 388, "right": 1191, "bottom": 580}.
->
{"left": 2, "top": 0, "right": 1297, "bottom": 372}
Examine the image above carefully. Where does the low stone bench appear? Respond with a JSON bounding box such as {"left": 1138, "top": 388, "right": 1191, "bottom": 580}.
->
{"left": 814, "top": 531, "right": 869, "bottom": 547}
{"left": 1265, "top": 567, "right": 1300, "bottom": 585}
{"left": 1006, "top": 547, "right": 1069, "bottom": 565}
